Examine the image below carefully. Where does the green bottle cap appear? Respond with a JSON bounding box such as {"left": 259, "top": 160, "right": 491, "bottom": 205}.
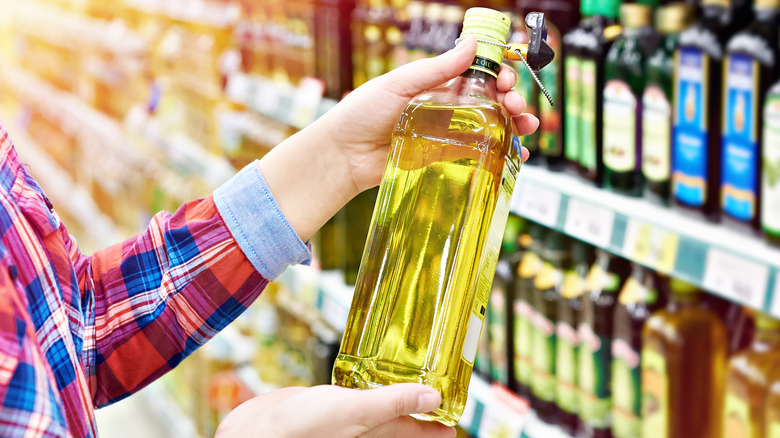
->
{"left": 581, "top": 0, "right": 597, "bottom": 16}
{"left": 756, "top": 313, "right": 780, "bottom": 331}
{"left": 459, "top": 7, "right": 511, "bottom": 77}
{"left": 596, "top": 0, "right": 621, "bottom": 19}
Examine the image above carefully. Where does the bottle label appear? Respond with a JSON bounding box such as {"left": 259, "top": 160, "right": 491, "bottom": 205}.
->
{"left": 539, "top": 24, "right": 562, "bottom": 157}
{"left": 518, "top": 252, "right": 542, "bottom": 279}
{"left": 556, "top": 321, "right": 579, "bottom": 414}
{"left": 586, "top": 265, "right": 621, "bottom": 292}
{"left": 561, "top": 271, "right": 586, "bottom": 299}
{"left": 612, "top": 338, "right": 641, "bottom": 438}
{"left": 565, "top": 56, "right": 581, "bottom": 163}
{"left": 642, "top": 85, "right": 672, "bottom": 182}
{"left": 723, "top": 390, "right": 752, "bottom": 438}
{"left": 641, "top": 347, "right": 668, "bottom": 438}
{"left": 604, "top": 79, "right": 638, "bottom": 172}
{"left": 580, "top": 60, "right": 598, "bottom": 171}
{"left": 531, "top": 311, "right": 556, "bottom": 401}
{"left": 513, "top": 297, "right": 534, "bottom": 385}
{"left": 763, "top": 95, "right": 780, "bottom": 236}
{"left": 534, "top": 262, "right": 562, "bottom": 290}
{"left": 673, "top": 47, "right": 710, "bottom": 207}
{"left": 578, "top": 323, "right": 611, "bottom": 427}
{"left": 488, "top": 286, "right": 508, "bottom": 383}
{"left": 722, "top": 54, "right": 759, "bottom": 221}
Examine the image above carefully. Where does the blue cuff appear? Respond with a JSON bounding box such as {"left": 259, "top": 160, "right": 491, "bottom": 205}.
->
{"left": 214, "top": 162, "right": 312, "bottom": 280}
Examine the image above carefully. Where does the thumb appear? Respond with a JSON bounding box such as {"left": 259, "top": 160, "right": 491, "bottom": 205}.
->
{"left": 378, "top": 37, "right": 477, "bottom": 98}
{"left": 352, "top": 383, "right": 442, "bottom": 428}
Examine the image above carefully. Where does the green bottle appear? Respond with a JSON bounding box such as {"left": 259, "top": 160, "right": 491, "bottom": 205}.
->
{"left": 603, "top": 3, "right": 654, "bottom": 197}
{"left": 763, "top": 80, "right": 780, "bottom": 246}
{"left": 509, "top": 9, "right": 540, "bottom": 165}
{"left": 642, "top": 3, "right": 693, "bottom": 206}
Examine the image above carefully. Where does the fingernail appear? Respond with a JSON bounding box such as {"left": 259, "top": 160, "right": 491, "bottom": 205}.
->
{"left": 417, "top": 392, "right": 440, "bottom": 411}
{"left": 455, "top": 37, "right": 473, "bottom": 51}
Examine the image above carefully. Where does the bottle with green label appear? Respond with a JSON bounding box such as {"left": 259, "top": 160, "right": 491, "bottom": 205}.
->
{"left": 611, "top": 264, "right": 663, "bottom": 438}
{"left": 671, "top": 0, "right": 753, "bottom": 222}
{"left": 763, "top": 80, "right": 780, "bottom": 247}
{"left": 602, "top": 4, "right": 654, "bottom": 197}
{"left": 577, "top": 0, "right": 621, "bottom": 185}
{"left": 510, "top": 8, "right": 540, "bottom": 165}
{"left": 555, "top": 239, "right": 594, "bottom": 435}
{"left": 578, "top": 250, "right": 631, "bottom": 438}
{"left": 537, "top": 0, "right": 581, "bottom": 171}
{"left": 721, "top": 0, "right": 780, "bottom": 234}
{"left": 530, "top": 230, "right": 566, "bottom": 423}
{"left": 640, "top": 279, "right": 728, "bottom": 438}
{"left": 343, "top": 187, "right": 379, "bottom": 284}
{"left": 513, "top": 223, "right": 546, "bottom": 399}
{"left": 723, "top": 313, "right": 780, "bottom": 438}
{"left": 642, "top": 3, "right": 693, "bottom": 206}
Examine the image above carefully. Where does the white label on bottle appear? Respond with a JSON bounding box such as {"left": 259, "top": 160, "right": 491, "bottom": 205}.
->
{"left": 563, "top": 199, "right": 615, "bottom": 247}
{"left": 642, "top": 85, "right": 672, "bottom": 182}
{"left": 703, "top": 248, "right": 769, "bottom": 309}
{"left": 516, "top": 182, "right": 561, "bottom": 227}
{"left": 762, "top": 96, "right": 780, "bottom": 234}
{"left": 462, "top": 312, "right": 484, "bottom": 364}
{"left": 603, "top": 79, "right": 638, "bottom": 172}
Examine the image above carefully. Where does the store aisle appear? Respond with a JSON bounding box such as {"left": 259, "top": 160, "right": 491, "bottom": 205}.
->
{"left": 95, "top": 385, "right": 169, "bottom": 438}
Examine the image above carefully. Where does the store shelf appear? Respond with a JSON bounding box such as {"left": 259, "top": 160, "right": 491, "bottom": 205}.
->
{"left": 276, "top": 266, "right": 355, "bottom": 333}
{"left": 513, "top": 165, "right": 780, "bottom": 317}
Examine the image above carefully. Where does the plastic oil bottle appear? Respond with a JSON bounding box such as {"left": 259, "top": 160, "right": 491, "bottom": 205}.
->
{"left": 611, "top": 264, "right": 663, "bottom": 438}
{"left": 763, "top": 78, "right": 780, "bottom": 246}
{"left": 640, "top": 279, "right": 728, "bottom": 438}
{"left": 332, "top": 8, "right": 522, "bottom": 427}
{"left": 723, "top": 313, "right": 780, "bottom": 438}
{"left": 602, "top": 3, "right": 654, "bottom": 197}
{"left": 671, "top": 0, "right": 753, "bottom": 222}
{"left": 720, "top": 0, "right": 780, "bottom": 234}
{"left": 513, "top": 223, "right": 547, "bottom": 399}
{"left": 642, "top": 3, "right": 693, "bottom": 205}
{"left": 555, "top": 238, "right": 594, "bottom": 435}
{"left": 578, "top": 250, "right": 631, "bottom": 438}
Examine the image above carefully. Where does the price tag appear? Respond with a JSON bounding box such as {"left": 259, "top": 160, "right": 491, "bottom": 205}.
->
{"left": 458, "top": 395, "right": 478, "bottom": 432}
{"left": 703, "top": 249, "right": 769, "bottom": 310}
{"left": 564, "top": 199, "right": 615, "bottom": 247}
{"left": 515, "top": 182, "right": 561, "bottom": 227}
{"left": 771, "top": 272, "right": 780, "bottom": 318}
{"left": 290, "top": 77, "right": 325, "bottom": 129}
{"left": 477, "top": 384, "right": 530, "bottom": 438}
{"left": 622, "top": 219, "right": 679, "bottom": 274}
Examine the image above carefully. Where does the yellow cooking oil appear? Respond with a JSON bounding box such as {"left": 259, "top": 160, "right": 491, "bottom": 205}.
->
{"left": 332, "top": 8, "right": 520, "bottom": 427}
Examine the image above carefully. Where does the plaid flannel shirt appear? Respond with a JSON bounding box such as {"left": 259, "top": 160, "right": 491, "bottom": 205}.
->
{"left": 0, "top": 123, "right": 311, "bottom": 437}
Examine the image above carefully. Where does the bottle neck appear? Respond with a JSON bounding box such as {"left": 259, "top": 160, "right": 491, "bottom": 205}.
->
{"left": 459, "top": 67, "right": 499, "bottom": 99}
{"left": 668, "top": 290, "right": 699, "bottom": 310}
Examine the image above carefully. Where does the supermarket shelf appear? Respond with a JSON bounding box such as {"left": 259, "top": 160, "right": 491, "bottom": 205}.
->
{"left": 142, "top": 380, "right": 202, "bottom": 438}
{"left": 276, "top": 266, "right": 355, "bottom": 333}
{"left": 513, "top": 165, "right": 780, "bottom": 317}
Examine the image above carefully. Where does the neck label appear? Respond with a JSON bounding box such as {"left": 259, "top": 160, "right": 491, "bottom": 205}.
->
{"left": 471, "top": 56, "right": 501, "bottom": 77}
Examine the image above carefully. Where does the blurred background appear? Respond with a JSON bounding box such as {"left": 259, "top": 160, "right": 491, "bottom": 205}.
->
{"left": 2, "top": 0, "right": 780, "bottom": 437}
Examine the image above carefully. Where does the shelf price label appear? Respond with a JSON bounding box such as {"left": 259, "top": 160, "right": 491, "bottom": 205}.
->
{"left": 515, "top": 182, "right": 561, "bottom": 227}
{"left": 477, "top": 384, "right": 530, "bottom": 438}
{"left": 703, "top": 249, "right": 769, "bottom": 310}
{"left": 622, "top": 219, "right": 679, "bottom": 274}
{"left": 563, "top": 199, "right": 615, "bottom": 248}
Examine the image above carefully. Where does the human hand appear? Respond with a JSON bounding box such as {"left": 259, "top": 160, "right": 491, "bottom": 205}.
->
{"left": 314, "top": 36, "right": 538, "bottom": 193}
{"left": 214, "top": 383, "right": 456, "bottom": 438}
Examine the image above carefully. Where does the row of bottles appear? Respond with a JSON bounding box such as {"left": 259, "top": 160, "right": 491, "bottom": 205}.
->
{"left": 475, "top": 214, "right": 780, "bottom": 438}
{"left": 549, "top": 0, "right": 780, "bottom": 246}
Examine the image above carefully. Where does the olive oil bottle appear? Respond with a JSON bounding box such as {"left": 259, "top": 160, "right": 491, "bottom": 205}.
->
{"left": 643, "top": 4, "right": 692, "bottom": 205}
{"left": 333, "top": 9, "right": 522, "bottom": 427}
{"left": 720, "top": 0, "right": 780, "bottom": 234}
{"left": 530, "top": 230, "right": 566, "bottom": 423}
{"left": 611, "top": 264, "right": 663, "bottom": 438}
{"left": 603, "top": 4, "right": 654, "bottom": 197}
{"left": 555, "top": 239, "right": 594, "bottom": 435}
{"left": 723, "top": 313, "right": 780, "bottom": 438}
{"left": 763, "top": 80, "right": 780, "bottom": 246}
{"left": 579, "top": 250, "right": 631, "bottom": 438}
{"left": 671, "top": 0, "right": 753, "bottom": 221}
{"left": 640, "top": 279, "right": 728, "bottom": 438}
{"left": 513, "top": 223, "right": 547, "bottom": 399}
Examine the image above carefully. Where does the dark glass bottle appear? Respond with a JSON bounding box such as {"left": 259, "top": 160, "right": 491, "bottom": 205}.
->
{"left": 555, "top": 239, "right": 595, "bottom": 436}
{"left": 510, "top": 7, "right": 540, "bottom": 164}
{"left": 603, "top": 4, "right": 654, "bottom": 197}
{"left": 578, "top": 250, "right": 631, "bottom": 438}
{"left": 611, "top": 264, "right": 664, "bottom": 438}
{"left": 671, "top": 0, "right": 753, "bottom": 222}
{"left": 531, "top": 230, "right": 566, "bottom": 424}
{"left": 642, "top": 3, "right": 693, "bottom": 205}
{"left": 537, "top": 0, "right": 581, "bottom": 171}
{"left": 577, "top": 0, "right": 621, "bottom": 185}
{"left": 763, "top": 80, "right": 780, "bottom": 246}
{"left": 512, "top": 223, "right": 546, "bottom": 399}
{"left": 720, "top": 0, "right": 780, "bottom": 234}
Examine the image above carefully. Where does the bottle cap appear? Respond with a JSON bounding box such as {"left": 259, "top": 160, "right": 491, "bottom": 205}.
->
{"left": 581, "top": 0, "right": 597, "bottom": 16}
{"left": 756, "top": 313, "right": 780, "bottom": 331}
{"left": 656, "top": 3, "right": 694, "bottom": 34}
{"left": 459, "top": 7, "right": 512, "bottom": 77}
{"left": 596, "top": 0, "right": 621, "bottom": 19}
{"left": 424, "top": 2, "right": 444, "bottom": 21}
{"left": 702, "top": 0, "right": 728, "bottom": 6}
{"left": 669, "top": 277, "right": 699, "bottom": 294}
{"left": 407, "top": 1, "right": 425, "bottom": 19}
{"left": 443, "top": 5, "right": 465, "bottom": 24}
{"left": 756, "top": 0, "right": 780, "bottom": 9}
{"left": 620, "top": 3, "right": 653, "bottom": 29}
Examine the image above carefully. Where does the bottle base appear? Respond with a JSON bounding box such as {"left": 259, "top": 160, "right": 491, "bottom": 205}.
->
{"left": 332, "top": 354, "right": 469, "bottom": 427}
